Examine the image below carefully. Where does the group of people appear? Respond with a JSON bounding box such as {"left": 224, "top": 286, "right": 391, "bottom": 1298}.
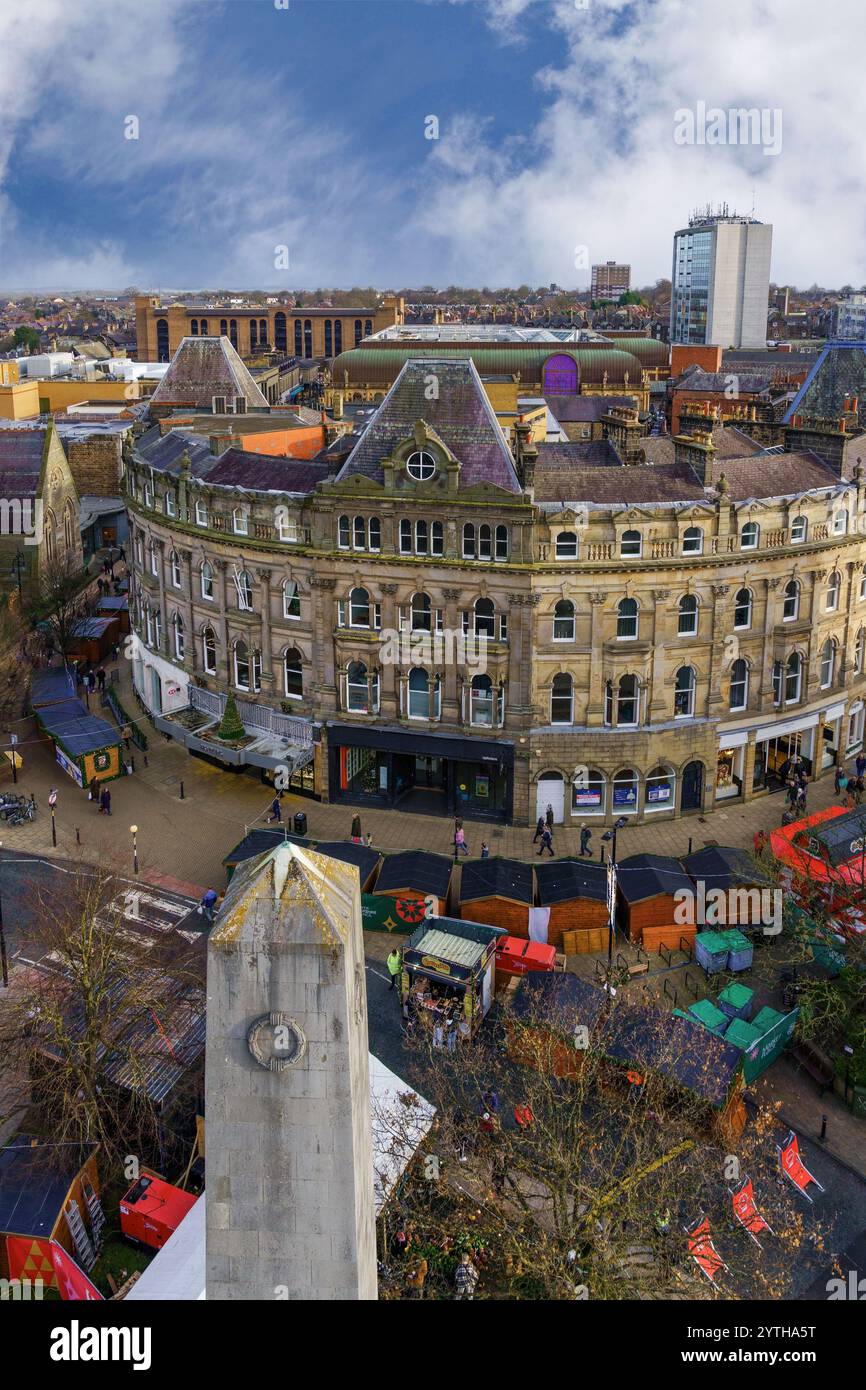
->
{"left": 80, "top": 666, "right": 107, "bottom": 697}
{"left": 451, "top": 816, "right": 489, "bottom": 859}
{"left": 836, "top": 751, "right": 866, "bottom": 808}
{"left": 88, "top": 777, "right": 111, "bottom": 815}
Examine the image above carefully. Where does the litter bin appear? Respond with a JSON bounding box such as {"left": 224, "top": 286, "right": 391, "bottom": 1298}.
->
{"left": 293, "top": 811, "right": 307, "bottom": 836}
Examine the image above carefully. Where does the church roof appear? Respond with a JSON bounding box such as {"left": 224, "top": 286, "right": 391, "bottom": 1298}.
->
{"left": 149, "top": 336, "right": 269, "bottom": 411}
{"left": 336, "top": 358, "right": 522, "bottom": 493}
{"left": 784, "top": 342, "right": 866, "bottom": 427}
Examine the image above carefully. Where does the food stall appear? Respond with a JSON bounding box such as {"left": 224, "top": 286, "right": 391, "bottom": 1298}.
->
{"left": 401, "top": 916, "right": 505, "bottom": 1039}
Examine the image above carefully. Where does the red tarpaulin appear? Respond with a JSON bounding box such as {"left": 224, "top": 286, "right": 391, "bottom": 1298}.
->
{"left": 6, "top": 1235, "right": 102, "bottom": 1300}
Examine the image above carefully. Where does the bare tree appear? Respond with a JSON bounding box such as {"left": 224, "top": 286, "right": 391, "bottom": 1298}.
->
{"left": 28, "top": 549, "right": 89, "bottom": 662}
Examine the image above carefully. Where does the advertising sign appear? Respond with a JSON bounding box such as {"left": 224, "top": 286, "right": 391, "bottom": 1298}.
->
{"left": 55, "top": 747, "right": 83, "bottom": 787}
{"left": 742, "top": 1007, "right": 799, "bottom": 1084}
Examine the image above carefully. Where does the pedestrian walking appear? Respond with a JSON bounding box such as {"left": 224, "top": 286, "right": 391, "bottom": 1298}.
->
{"left": 545, "top": 803, "right": 555, "bottom": 831}
{"left": 99, "top": 786, "right": 111, "bottom": 815}
{"left": 89, "top": 776, "right": 99, "bottom": 806}
{"left": 433, "top": 1020, "right": 444, "bottom": 1049}
{"left": 835, "top": 765, "right": 844, "bottom": 795}
{"left": 386, "top": 947, "right": 402, "bottom": 992}
{"left": 454, "top": 1257, "right": 479, "bottom": 1300}
{"left": 447, "top": 1017, "right": 458, "bottom": 1052}
{"left": 532, "top": 816, "right": 545, "bottom": 843}
{"left": 857, "top": 752, "right": 866, "bottom": 780}
{"left": 579, "top": 823, "right": 592, "bottom": 857}
{"left": 454, "top": 825, "right": 469, "bottom": 856}
{"left": 537, "top": 825, "right": 554, "bottom": 857}
{"left": 364, "top": 832, "right": 373, "bottom": 847}
{"left": 480, "top": 841, "right": 490, "bottom": 859}
{"left": 200, "top": 887, "right": 218, "bottom": 923}
{"left": 267, "top": 795, "right": 282, "bottom": 823}
{"left": 97, "top": 667, "right": 106, "bottom": 693}
{"left": 351, "top": 813, "right": 362, "bottom": 843}
{"left": 753, "top": 828, "right": 769, "bottom": 859}
{"left": 481, "top": 1088, "right": 499, "bottom": 1114}
{"left": 118, "top": 545, "right": 126, "bottom": 565}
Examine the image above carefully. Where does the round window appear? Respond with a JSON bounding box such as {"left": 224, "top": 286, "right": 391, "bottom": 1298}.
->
{"left": 406, "top": 450, "right": 437, "bottom": 481}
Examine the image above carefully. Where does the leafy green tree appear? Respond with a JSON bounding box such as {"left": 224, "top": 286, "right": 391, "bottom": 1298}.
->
{"left": 14, "top": 326, "right": 40, "bottom": 352}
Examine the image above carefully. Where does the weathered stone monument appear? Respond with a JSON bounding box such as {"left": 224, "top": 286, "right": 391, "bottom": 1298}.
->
{"left": 205, "top": 842, "right": 377, "bottom": 1300}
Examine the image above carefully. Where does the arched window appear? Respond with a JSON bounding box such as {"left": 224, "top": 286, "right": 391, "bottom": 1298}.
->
{"left": 364, "top": 319, "right": 372, "bottom": 337}
{"left": 820, "top": 638, "right": 837, "bottom": 689}
{"left": 617, "top": 674, "right": 639, "bottom": 726}
{"left": 645, "top": 765, "right": 675, "bottom": 809}
{"left": 156, "top": 318, "right": 169, "bottom": 361}
{"left": 408, "top": 668, "right": 439, "bottom": 720}
{"left": 470, "top": 673, "right": 494, "bottom": 727}
{"left": 734, "top": 588, "right": 752, "bottom": 629}
{"left": 682, "top": 526, "right": 703, "bottom": 555}
{"left": 462, "top": 523, "right": 476, "bottom": 559}
{"left": 415, "top": 519, "right": 428, "bottom": 554}
{"left": 410, "top": 592, "right": 431, "bottom": 632}
{"left": 195, "top": 499, "right": 208, "bottom": 527}
{"left": 772, "top": 659, "right": 783, "bottom": 705}
{"left": 230, "top": 319, "right": 238, "bottom": 348}
{"left": 347, "top": 660, "right": 370, "bottom": 712}
{"left": 249, "top": 320, "right": 258, "bottom": 351}
{"left": 613, "top": 767, "right": 638, "bottom": 810}
{"left": 678, "top": 594, "right": 698, "bottom": 636}
{"left": 674, "top": 665, "right": 695, "bottom": 717}
{"left": 553, "top": 599, "right": 575, "bottom": 641}
{"left": 369, "top": 516, "right": 381, "bottom": 552}
{"left": 400, "top": 519, "right": 412, "bottom": 553}
{"left": 620, "top": 529, "right": 642, "bottom": 557}
{"left": 430, "top": 521, "right": 443, "bottom": 555}
{"left": 786, "top": 651, "right": 802, "bottom": 703}
{"left": 274, "top": 312, "right": 286, "bottom": 352}
{"left": 190, "top": 318, "right": 198, "bottom": 336}
{"left": 220, "top": 319, "right": 228, "bottom": 337}
{"left": 353, "top": 515, "right": 366, "bottom": 550}
{"left": 304, "top": 319, "right": 312, "bottom": 357}
{"left": 283, "top": 580, "right": 300, "bottom": 620}
{"left": 172, "top": 612, "right": 185, "bottom": 661}
{"left": 354, "top": 318, "right": 363, "bottom": 346}
{"left": 236, "top": 569, "right": 253, "bottom": 611}
{"left": 324, "top": 320, "right": 332, "bottom": 357}
{"left": 495, "top": 525, "right": 509, "bottom": 560}
{"left": 791, "top": 515, "right": 807, "bottom": 544}
{"left": 63, "top": 502, "right": 75, "bottom": 554}
{"left": 572, "top": 768, "right": 606, "bottom": 815}
{"left": 730, "top": 658, "right": 748, "bottom": 711}
{"left": 148, "top": 540, "right": 159, "bottom": 577}
{"left": 783, "top": 579, "right": 799, "bottom": 621}
{"left": 199, "top": 318, "right": 208, "bottom": 336}
{"left": 202, "top": 626, "right": 217, "bottom": 673}
{"left": 284, "top": 648, "right": 303, "bottom": 700}
{"left": 556, "top": 531, "right": 577, "bottom": 559}
{"left": 474, "top": 597, "right": 495, "bottom": 638}
{"left": 349, "top": 586, "right": 370, "bottom": 628}
{"left": 334, "top": 321, "right": 342, "bottom": 354}
{"left": 234, "top": 640, "right": 251, "bottom": 691}
{"left": 856, "top": 629, "right": 866, "bottom": 675}
{"left": 294, "top": 320, "right": 302, "bottom": 355}
{"left": 826, "top": 571, "right": 841, "bottom": 612}
{"left": 740, "top": 521, "right": 760, "bottom": 550}
{"left": 169, "top": 550, "right": 181, "bottom": 588}
{"left": 478, "top": 524, "right": 492, "bottom": 560}
{"left": 259, "top": 318, "right": 267, "bottom": 345}
{"left": 616, "top": 597, "right": 638, "bottom": 639}
{"left": 232, "top": 506, "right": 248, "bottom": 536}
{"left": 338, "top": 514, "right": 350, "bottom": 548}
{"left": 551, "top": 673, "right": 573, "bottom": 724}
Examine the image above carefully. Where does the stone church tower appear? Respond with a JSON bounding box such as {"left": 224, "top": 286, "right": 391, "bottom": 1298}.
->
{"left": 205, "top": 843, "right": 377, "bottom": 1300}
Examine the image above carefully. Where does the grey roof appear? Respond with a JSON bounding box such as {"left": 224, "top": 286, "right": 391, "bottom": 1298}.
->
{"left": 203, "top": 448, "right": 329, "bottom": 494}
{"left": 149, "top": 336, "right": 269, "bottom": 410}
{"left": 0, "top": 427, "right": 44, "bottom": 497}
{"left": 136, "top": 426, "right": 213, "bottom": 476}
{"left": 337, "top": 358, "right": 522, "bottom": 493}
{"left": 784, "top": 342, "right": 866, "bottom": 426}
{"left": 545, "top": 395, "right": 638, "bottom": 422}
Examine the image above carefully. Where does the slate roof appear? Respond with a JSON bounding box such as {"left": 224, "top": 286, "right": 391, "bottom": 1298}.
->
{"left": 0, "top": 427, "right": 44, "bottom": 497}
{"left": 0, "top": 1137, "right": 98, "bottom": 1238}
{"left": 616, "top": 853, "right": 693, "bottom": 904}
{"left": 149, "top": 336, "right": 269, "bottom": 410}
{"left": 222, "top": 828, "right": 308, "bottom": 867}
{"left": 460, "top": 856, "right": 534, "bottom": 905}
{"left": 545, "top": 395, "right": 638, "bottom": 422}
{"left": 603, "top": 1007, "right": 741, "bottom": 1106}
{"left": 30, "top": 665, "right": 76, "bottom": 708}
{"left": 534, "top": 456, "right": 708, "bottom": 504}
{"left": 337, "top": 359, "right": 523, "bottom": 494}
{"left": 674, "top": 367, "right": 775, "bottom": 394}
{"left": 511, "top": 971, "right": 608, "bottom": 1032}
{"left": 535, "top": 857, "right": 607, "bottom": 904}
{"left": 135, "top": 426, "right": 213, "bottom": 476}
{"left": 374, "top": 849, "right": 453, "bottom": 898}
{"left": 203, "top": 448, "right": 330, "bottom": 494}
{"left": 784, "top": 342, "right": 866, "bottom": 427}
{"left": 719, "top": 449, "right": 839, "bottom": 499}
{"left": 311, "top": 840, "right": 381, "bottom": 887}
{"left": 682, "top": 845, "right": 771, "bottom": 890}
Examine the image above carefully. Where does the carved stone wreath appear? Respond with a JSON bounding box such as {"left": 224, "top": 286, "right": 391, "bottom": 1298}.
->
{"left": 247, "top": 1011, "right": 307, "bottom": 1072}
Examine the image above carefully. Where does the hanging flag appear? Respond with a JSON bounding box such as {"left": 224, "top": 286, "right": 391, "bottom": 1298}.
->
{"left": 48, "top": 1241, "right": 104, "bottom": 1301}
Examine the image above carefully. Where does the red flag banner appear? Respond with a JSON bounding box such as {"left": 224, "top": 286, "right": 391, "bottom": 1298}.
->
{"left": 6, "top": 1234, "right": 58, "bottom": 1291}
{"left": 49, "top": 1241, "right": 103, "bottom": 1300}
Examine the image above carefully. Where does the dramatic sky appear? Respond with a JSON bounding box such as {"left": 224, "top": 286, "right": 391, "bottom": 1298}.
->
{"left": 1, "top": 0, "right": 863, "bottom": 291}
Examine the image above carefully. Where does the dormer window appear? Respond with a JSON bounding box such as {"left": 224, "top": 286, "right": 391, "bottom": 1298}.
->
{"left": 406, "top": 450, "right": 437, "bottom": 481}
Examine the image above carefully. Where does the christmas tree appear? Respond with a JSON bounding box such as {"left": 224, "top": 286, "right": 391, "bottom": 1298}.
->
{"left": 218, "top": 690, "right": 245, "bottom": 741}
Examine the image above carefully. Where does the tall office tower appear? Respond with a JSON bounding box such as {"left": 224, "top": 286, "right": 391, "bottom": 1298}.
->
{"left": 670, "top": 210, "right": 772, "bottom": 349}
{"left": 591, "top": 262, "right": 631, "bottom": 298}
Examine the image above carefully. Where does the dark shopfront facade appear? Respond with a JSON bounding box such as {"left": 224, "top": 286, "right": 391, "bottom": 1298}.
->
{"left": 327, "top": 723, "right": 515, "bottom": 823}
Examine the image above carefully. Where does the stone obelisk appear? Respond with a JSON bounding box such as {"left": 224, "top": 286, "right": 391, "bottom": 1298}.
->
{"left": 205, "top": 843, "right": 377, "bottom": 1300}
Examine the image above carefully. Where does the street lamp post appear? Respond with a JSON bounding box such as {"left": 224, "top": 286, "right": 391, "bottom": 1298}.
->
{"left": 48, "top": 788, "right": 57, "bottom": 847}
{"left": 130, "top": 824, "right": 139, "bottom": 876}
{"left": 601, "top": 817, "right": 628, "bottom": 967}
{"left": 0, "top": 839, "right": 7, "bottom": 988}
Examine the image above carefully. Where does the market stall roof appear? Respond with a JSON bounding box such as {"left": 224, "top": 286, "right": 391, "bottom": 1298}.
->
{"left": 69, "top": 616, "right": 117, "bottom": 639}
{"left": 535, "top": 857, "right": 607, "bottom": 905}
{"left": 616, "top": 853, "right": 693, "bottom": 904}
{"left": 35, "top": 698, "right": 120, "bottom": 756}
{"left": 0, "top": 1137, "right": 97, "bottom": 1238}
{"left": 797, "top": 805, "right": 866, "bottom": 867}
{"left": 406, "top": 915, "right": 505, "bottom": 953}
{"left": 603, "top": 1007, "right": 741, "bottom": 1107}
{"left": 96, "top": 595, "right": 129, "bottom": 612}
{"left": 682, "top": 845, "right": 771, "bottom": 889}
{"left": 222, "top": 828, "right": 308, "bottom": 868}
{"left": 460, "top": 856, "right": 534, "bottom": 905}
{"left": 29, "top": 665, "right": 76, "bottom": 708}
{"left": 374, "top": 850, "right": 453, "bottom": 899}
{"left": 312, "top": 841, "right": 382, "bottom": 886}
{"left": 510, "top": 970, "right": 608, "bottom": 1033}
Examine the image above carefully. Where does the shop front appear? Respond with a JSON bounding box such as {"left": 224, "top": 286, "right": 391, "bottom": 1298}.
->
{"left": 327, "top": 723, "right": 514, "bottom": 822}
{"left": 716, "top": 738, "right": 745, "bottom": 802}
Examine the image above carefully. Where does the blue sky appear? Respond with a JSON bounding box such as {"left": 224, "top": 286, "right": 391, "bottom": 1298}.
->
{"left": 1, "top": 0, "right": 864, "bottom": 291}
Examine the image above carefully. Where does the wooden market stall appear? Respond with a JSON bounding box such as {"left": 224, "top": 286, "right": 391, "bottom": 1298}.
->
{"left": 534, "top": 857, "right": 608, "bottom": 951}
{"left": 681, "top": 845, "right": 773, "bottom": 930}
{"left": 401, "top": 915, "right": 505, "bottom": 1039}
{"left": 96, "top": 593, "right": 130, "bottom": 635}
{"left": 616, "top": 852, "right": 695, "bottom": 952}
{"left": 66, "top": 615, "right": 120, "bottom": 665}
{"left": 371, "top": 850, "right": 454, "bottom": 919}
{"left": 312, "top": 840, "right": 382, "bottom": 893}
{"left": 458, "top": 856, "right": 535, "bottom": 936}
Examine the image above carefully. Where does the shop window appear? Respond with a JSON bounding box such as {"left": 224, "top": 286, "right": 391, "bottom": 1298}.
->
{"left": 674, "top": 665, "right": 695, "bottom": 717}
{"left": 730, "top": 658, "right": 748, "bottom": 711}
{"left": 616, "top": 597, "right": 638, "bottom": 639}
{"left": 612, "top": 767, "right": 638, "bottom": 811}
{"left": 572, "top": 769, "right": 605, "bottom": 815}
{"left": 678, "top": 594, "right": 698, "bottom": 636}
{"left": 550, "top": 673, "right": 573, "bottom": 725}
{"left": 645, "top": 766, "right": 675, "bottom": 809}
{"left": 734, "top": 588, "right": 752, "bottom": 629}
{"left": 553, "top": 599, "right": 575, "bottom": 641}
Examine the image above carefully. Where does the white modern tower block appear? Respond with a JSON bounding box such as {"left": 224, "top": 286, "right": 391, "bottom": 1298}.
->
{"left": 205, "top": 842, "right": 377, "bottom": 1300}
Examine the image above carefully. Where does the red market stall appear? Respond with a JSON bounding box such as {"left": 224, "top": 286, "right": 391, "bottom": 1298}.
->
{"left": 771, "top": 805, "right": 866, "bottom": 901}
